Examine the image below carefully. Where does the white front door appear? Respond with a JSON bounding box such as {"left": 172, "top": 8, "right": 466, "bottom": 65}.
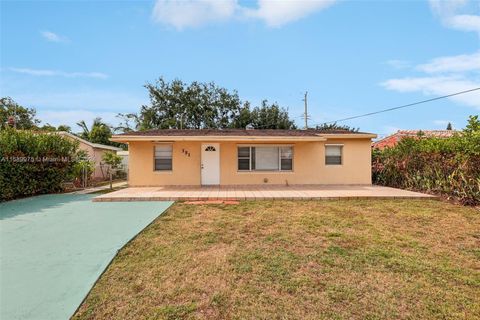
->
{"left": 201, "top": 143, "right": 220, "bottom": 185}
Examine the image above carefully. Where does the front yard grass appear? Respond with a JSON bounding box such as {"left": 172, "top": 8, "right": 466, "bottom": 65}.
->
{"left": 73, "top": 200, "right": 480, "bottom": 320}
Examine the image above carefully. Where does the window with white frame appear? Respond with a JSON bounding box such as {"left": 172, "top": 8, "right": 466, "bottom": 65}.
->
{"left": 325, "top": 145, "right": 343, "bottom": 165}
{"left": 154, "top": 145, "right": 173, "bottom": 171}
{"left": 237, "top": 146, "right": 293, "bottom": 171}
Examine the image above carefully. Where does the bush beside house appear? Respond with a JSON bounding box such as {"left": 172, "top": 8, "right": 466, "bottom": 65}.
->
{"left": 373, "top": 116, "right": 480, "bottom": 205}
{"left": 0, "top": 129, "right": 79, "bottom": 201}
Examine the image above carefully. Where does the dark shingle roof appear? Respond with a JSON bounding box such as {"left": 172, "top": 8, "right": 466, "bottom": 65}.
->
{"left": 116, "top": 129, "right": 371, "bottom": 137}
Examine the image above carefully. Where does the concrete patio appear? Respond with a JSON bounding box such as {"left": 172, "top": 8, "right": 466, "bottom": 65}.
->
{"left": 93, "top": 185, "right": 436, "bottom": 202}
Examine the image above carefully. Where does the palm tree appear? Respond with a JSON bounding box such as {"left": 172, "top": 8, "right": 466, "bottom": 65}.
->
{"left": 76, "top": 118, "right": 112, "bottom": 145}
{"left": 76, "top": 120, "right": 90, "bottom": 140}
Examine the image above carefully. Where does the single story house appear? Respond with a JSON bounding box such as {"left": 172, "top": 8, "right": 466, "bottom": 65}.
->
{"left": 372, "top": 129, "right": 458, "bottom": 150}
{"left": 58, "top": 131, "right": 122, "bottom": 179}
{"left": 111, "top": 129, "right": 377, "bottom": 186}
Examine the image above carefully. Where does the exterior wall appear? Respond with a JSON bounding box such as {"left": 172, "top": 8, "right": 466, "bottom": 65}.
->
{"left": 128, "top": 138, "right": 372, "bottom": 186}
{"left": 68, "top": 138, "right": 107, "bottom": 179}
{"left": 75, "top": 142, "right": 104, "bottom": 179}
{"left": 117, "top": 151, "right": 129, "bottom": 167}
{"left": 61, "top": 133, "right": 119, "bottom": 180}
{"left": 92, "top": 148, "right": 109, "bottom": 179}
{"left": 128, "top": 141, "right": 202, "bottom": 186}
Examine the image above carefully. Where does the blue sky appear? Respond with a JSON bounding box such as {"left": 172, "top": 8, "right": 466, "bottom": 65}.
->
{"left": 1, "top": 0, "right": 479, "bottom": 137}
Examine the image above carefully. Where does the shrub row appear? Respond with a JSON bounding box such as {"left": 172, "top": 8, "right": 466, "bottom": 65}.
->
{"left": 0, "top": 129, "right": 79, "bottom": 201}
{"left": 372, "top": 118, "right": 480, "bottom": 205}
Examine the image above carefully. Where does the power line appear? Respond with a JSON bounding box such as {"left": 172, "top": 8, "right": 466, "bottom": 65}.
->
{"left": 314, "top": 87, "right": 480, "bottom": 126}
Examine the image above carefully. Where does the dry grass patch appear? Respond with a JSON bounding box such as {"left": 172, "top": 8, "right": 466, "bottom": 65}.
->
{"left": 73, "top": 200, "right": 480, "bottom": 320}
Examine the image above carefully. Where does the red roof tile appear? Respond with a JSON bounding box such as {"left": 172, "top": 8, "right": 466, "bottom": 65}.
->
{"left": 372, "top": 130, "right": 458, "bottom": 150}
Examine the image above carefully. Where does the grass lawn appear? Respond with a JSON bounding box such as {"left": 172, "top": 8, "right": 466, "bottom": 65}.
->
{"left": 73, "top": 200, "right": 480, "bottom": 320}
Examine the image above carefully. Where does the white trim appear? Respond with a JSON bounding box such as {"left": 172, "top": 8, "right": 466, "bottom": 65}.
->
{"left": 237, "top": 145, "right": 294, "bottom": 172}
{"left": 153, "top": 143, "right": 173, "bottom": 172}
{"left": 325, "top": 145, "right": 343, "bottom": 166}
{"left": 201, "top": 143, "right": 220, "bottom": 185}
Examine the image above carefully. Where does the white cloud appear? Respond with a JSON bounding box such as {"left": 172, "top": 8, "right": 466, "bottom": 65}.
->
{"left": 417, "top": 51, "right": 480, "bottom": 73}
{"left": 447, "top": 14, "right": 480, "bottom": 33}
{"left": 10, "top": 68, "right": 108, "bottom": 79}
{"left": 152, "top": 0, "right": 238, "bottom": 30}
{"left": 429, "top": 0, "right": 468, "bottom": 17}
{"left": 151, "top": 0, "right": 337, "bottom": 29}
{"left": 381, "top": 76, "right": 480, "bottom": 109}
{"left": 382, "top": 2, "right": 480, "bottom": 110}
{"left": 428, "top": 0, "right": 480, "bottom": 34}
{"left": 40, "top": 30, "right": 69, "bottom": 43}
{"left": 243, "top": 0, "right": 337, "bottom": 27}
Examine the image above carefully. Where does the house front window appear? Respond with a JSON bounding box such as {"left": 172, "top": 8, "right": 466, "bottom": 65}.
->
{"left": 237, "top": 146, "right": 293, "bottom": 171}
{"left": 325, "top": 145, "right": 343, "bottom": 165}
{"left": 154, "top": 144, "right": 173, "bottom": 171}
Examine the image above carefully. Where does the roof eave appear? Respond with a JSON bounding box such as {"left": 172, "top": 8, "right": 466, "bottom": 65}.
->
{"left": 110, "top": 135, "right": 329, "bottom": 143}
{"left": 320, "top": 133, "right": 377, "bottom": 139}
{"left": 91, "top": 144, "right": 123, "bottom": 151}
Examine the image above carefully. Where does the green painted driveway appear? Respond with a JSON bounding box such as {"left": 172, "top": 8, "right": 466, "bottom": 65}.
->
{"left": 0, "top": 194, "right": 172, "bottom": 320}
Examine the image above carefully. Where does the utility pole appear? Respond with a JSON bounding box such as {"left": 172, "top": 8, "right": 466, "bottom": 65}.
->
{"left": 303, "top": 91, "right": 308, "bottom": 129}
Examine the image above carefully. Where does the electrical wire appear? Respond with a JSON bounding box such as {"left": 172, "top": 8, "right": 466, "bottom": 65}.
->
{"left": 314, "top": 87, "right": 480, "bottom": 126}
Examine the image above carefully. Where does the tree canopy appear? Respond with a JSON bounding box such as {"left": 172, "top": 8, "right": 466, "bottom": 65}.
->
{"left": 117, "top": 78, "right": 296, "bottom": 131}
{"left": 0, "top": 97, "right": 40, "bottom": 129}
{"left": 77, "top": 118, "right": 114, "bottom": 146}
{"left": 315, "top": 122, "right": 359, "bottom": 132}
{"left": 1, "top": 97, "right": 73, "bottom": 132}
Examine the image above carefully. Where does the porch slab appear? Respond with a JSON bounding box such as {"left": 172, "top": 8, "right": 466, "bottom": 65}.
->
{"left": 93, "top": 185, "right": 436, "bottom": 202}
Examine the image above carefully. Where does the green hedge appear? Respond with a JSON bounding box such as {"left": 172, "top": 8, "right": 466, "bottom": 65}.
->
{"left": 372, "top": 117, "right": 480, "bottom": 205}
{"left": 0, "top": 129, "right": 79, "bottom": 201}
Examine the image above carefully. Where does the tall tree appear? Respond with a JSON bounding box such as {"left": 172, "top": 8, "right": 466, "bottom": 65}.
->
{"left": 39, "top": 124, "right": 57, "bottom": 132}
{"left": 250, "top": 100, "right": 296, "bottom": 129}
{"left": 77, "top": 118, "right": 113, "bottom": 145}
{"left": 57, "top": 125, "right": 72, "bottom": 132}
{"left": 315, "top": 122, "right": 359, "bottom": 132}
{"left": 446, "top": 122, "right": 453, "bottom": 130}
{"left": 0, "top": 97, "right": 40, "bottom": 129}
{"left": 118, "top": 78, "right": 297, "bottom": 131}
{"left": 464, "top": 115, "right": 479, "bottom": 135}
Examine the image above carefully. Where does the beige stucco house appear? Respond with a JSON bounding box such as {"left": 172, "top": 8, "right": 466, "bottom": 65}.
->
{"left": 111, "top": 129, "right": 376, "bottom": 186}
{"left": 58, "top": 131, "right": 122, "bottom": 179}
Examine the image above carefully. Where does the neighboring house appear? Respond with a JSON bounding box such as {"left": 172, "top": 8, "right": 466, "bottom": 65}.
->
{"left": 111, "top": 129, "right": 377, "bottom": 186}
{"left": 117, "top": 150, "right": 129, "bottom": 168}
{"left": 372, "top": 130, "right": 458, "bottom": 150}
{"left": 58, "top": 131, "right": 122, "bottom": 179}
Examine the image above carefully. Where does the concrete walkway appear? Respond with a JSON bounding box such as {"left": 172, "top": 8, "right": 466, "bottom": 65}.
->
{"left": 71, "top": 181, "right": 127, "bottom": 194}
{"left": 0, "top": 194, "right": 172, "bottom": 320}
{"left": 93, "top": 185, "right": 436, "bottom": 202}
